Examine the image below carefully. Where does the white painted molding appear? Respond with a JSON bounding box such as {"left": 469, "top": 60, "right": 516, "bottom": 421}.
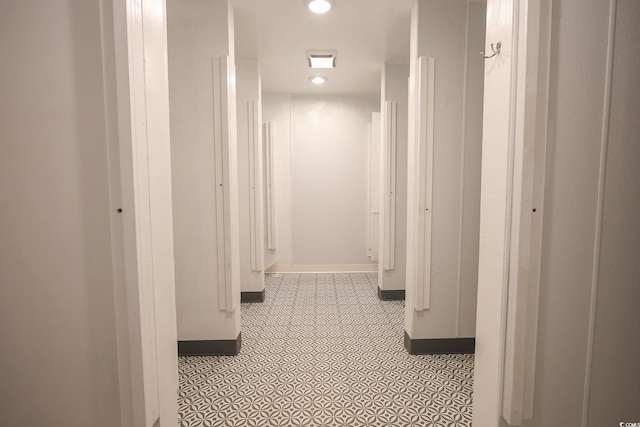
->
{"left": 367, "top": 122, "right": 372, "bottom": 258}
{"left": 370, "top": 212, "right": 380, "bottom": 262}
{"left": 263, "top": 121, "right": 276, "bottom": 250}
{"left": 382, "top": 101, "right": 398, "bottom": 271}
{"left": 471, "top": 0, "right": 516, "bottom": 423}
{"left": 370, "top": 112, "right": 381, "bottom": 263}
{"left": 247, "top": 99, "right": 261, "bottom": 272}
{"left": 266, "top": 264, "right": 378, "bottom": 273}
{"left": 502, "top": 0, "right": 534, "bottom": 420}
{"left": 581, "top": 1, "right": 616, "bottom": 426}
{"left": 500, "top": 0, "right": 523, "bottom": 422}
{"left": 502, "top": 0, "right": 552, "bottom": 424}
{"left": 414, "top": 56, "right": 435, "bottom": 312}
{"left": 212, "top": 56, "right": 236, "bottom": 313}
{"left": 522, "top": 0, "right": 551, "bottom": 420}
{"left": 456, "top": 2, "right": 472, "bottom": 336}
{"left": 119, "top": 0, "right": 161, "bottom": 422}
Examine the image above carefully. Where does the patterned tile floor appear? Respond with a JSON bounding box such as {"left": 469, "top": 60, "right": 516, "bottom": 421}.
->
{"left": 178, "top": 272, "right": 474, "bottom": 426}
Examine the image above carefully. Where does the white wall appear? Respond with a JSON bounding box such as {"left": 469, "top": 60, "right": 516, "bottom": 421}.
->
{"left": 291, "top": 95, "right": 378, "bottom": 266}
{"left": 236, "top": 59, "right": 265, "bottom": 293}
{"left": 262, "top": 94, "right": 378, "bottom": 269}
{"left": 168, "top": 0, "right": 241, "bottom": 340}
{"left": 378, "top": 63, "right": 409, "bottom": 291}
{"left": 587, "top": 0, "right": 640, "bottom": 423}
{"left": 405, "top": 0, "right": 485, "bottom": 339}
{"left": 502, "top": 1, "right": 640, "bottom": 426}
{"left": 458, "top": 1, "right": 485, "bottom": 338}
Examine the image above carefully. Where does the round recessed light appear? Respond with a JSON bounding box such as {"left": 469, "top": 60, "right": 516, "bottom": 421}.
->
{"left": 310, "top": 76, "right": 327, "bottom": 85}
{"left": 306, "top": 0, "right": 333, "bottom": 14}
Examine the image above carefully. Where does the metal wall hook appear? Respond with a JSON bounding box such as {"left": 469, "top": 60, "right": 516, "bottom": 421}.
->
{"left": 480, "top": 42, "right": 501, "bottom": 59}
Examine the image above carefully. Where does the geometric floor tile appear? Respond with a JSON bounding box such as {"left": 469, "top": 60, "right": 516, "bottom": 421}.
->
{"left": 178, "top": 272, "right": 474, "bottom": 426}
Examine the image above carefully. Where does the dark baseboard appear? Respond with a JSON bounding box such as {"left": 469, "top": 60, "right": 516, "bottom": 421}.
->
{"left": 241, "top": 290, "right": 265, "bottom": 303}
{"left": 404, "top": 332, "right": 475, "bottom": 355}
{"left": 377, "top": 287, "right": 405, "bottom": 301}
{"left": 178, "top": 333, "right": 242, "bottom": 356}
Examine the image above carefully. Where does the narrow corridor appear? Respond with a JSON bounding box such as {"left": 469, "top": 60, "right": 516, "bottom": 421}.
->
{"left": 178, "top": 273, "right": 473, "bottom": 426}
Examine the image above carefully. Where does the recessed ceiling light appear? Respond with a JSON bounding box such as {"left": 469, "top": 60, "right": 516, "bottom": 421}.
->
{"left": 305, "top": 0, "right": 334, "bottom": 14}
{"left": 307, "top": 51, "right": 336, "bottom": 69}
{"left": 310, "top": 76, "right": 327, "bottom": 85}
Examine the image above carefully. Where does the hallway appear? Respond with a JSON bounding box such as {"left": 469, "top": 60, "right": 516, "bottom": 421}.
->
{"left": 177, "top": 273, "right": 474, "bottom": 426}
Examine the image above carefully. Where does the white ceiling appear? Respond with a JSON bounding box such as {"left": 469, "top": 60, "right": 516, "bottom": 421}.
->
{"left": 232, "top": 0, "right": 415, "bottom": 96}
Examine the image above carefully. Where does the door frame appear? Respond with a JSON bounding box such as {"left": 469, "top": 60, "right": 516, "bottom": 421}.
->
{"left": 106, "top": 0, "right": 178, "bottom": 426}
{"left": 472, "top": 0, "right": 552, "bottom": 425}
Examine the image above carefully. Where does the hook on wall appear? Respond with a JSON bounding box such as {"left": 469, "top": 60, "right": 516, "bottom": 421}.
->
{"left": 480, "top": 42, "right": 501, "bottom": 59}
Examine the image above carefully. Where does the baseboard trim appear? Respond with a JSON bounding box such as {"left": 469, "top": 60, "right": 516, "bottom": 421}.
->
{"left": 178, "top": 333, "right": 242, "bottom": 356}
{"left": 241, "top": 290, "right": 265, "bottom": 303}
{"left": 266, "top": 264, "right": 378, "bottom": 273}
{"left": 404, "top": 332, "right": 475, "bottom": 355}
{"left": 377, "top": 287, "right": 405, "bottom": 301}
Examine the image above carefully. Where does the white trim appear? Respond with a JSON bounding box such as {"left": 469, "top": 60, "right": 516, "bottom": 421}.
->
{"left": 264, "top": 122, "right": 276, "bottom": 250}
{"left": 471, "top": 0, "right": 519, "bottom": 423}
{"left": 581, "top": 1, "right": 616, "bottom": 425}
{"left": 472, "top": 0, "right": 552, "bottom": 425}
{"left": 497, "top": 3, "right": 522, "bottom": 422}
{"left": 139, "top": 0, "right": 180, "bottom": 424}
{"left": 382, "top": 101, "right": 398, "bottom": 271}
{"left": 367, "top": 121, "right": 372, "bottom": 257}
{"left": 369, "top": 112, "right": 382, "bottom": 263}
{"left": 103, "top": 1, "right": 135, "bottom": 424}
{"left": 522, "top": 0, "right": 551, "bottom": 419}
{"left": 213, "top": 56, "right": 236, "bottom": 313}
{"left": 456, "top": 2, "right": 472, "bottom": 337}
{"left": 110, "top": 0, "right": 181, "bottom": 424}
{"left": 502, "top": 0, "right": 544, "bottom": 421}
{"left": 248, "top": 99, "right": 261, "bottom": 272}
{"left": 125, "top": 0, "right": 162, "bottom": 422}
{"left": 414, "top": 56, "right": 435, "bottom": 312}
{"left": 248, "top": 100, "right": 257, "bottom": 271}
{"left": 390, "top": 101, "right": 397, "bottom": 270}
{"left": 266, "top": 264, "right": 378, "bottom": 273}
